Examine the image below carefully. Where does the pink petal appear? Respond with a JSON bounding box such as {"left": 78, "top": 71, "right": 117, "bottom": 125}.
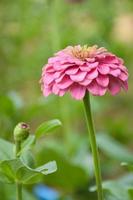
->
{"left": 87, "top": 81, "right": 107, "bottom": 96}
{"left": 55, "top": 74, "right": 65, "bottom": 83}
{"left": 45, "top": 65, "right": 55, "bottom": 73}
{"left": 120, "top": 80, "right": 128, "bottom": 91}
{"left": 52, "top": 84, "right": 66, "bottom": 96}
{"left": 43, "top": 87, "right": 52, "bottom": 96}
{"left": 98, "top": 64, "right": 110, "bottom": 75}
{"left": 79, "top": 79, "right": 92, "bottom": 86}
{"left": 119, "top": 65, "right": 128, "bottom": 71}
{"left": 70, "top": 71, "right": 87, "bottom": 82}
{"left": 65, "top": 66, "right": 79, "bottom": 75}
{"left": 87, "top": 62, "right": 99, "bottom": 69}
{"left": 58, "top": 90, "right": 66, "bottom": 96}
{"left": 118, "top": 58, "right": 124, "bottom": 65}
{"left": 80, "top": 62, "right": 98, "bottom": 72}
{"left": 109, "top": 69, "right": 121, "bottom": 77}
{"left": 101, "top": 55, "right": 123, "bottom": 65}
{"left": 109, "top": 64, "right": 119, "bottom": 69}
{"left": 53, "top": 62, "right": 75, "bottom": 71}
{"left": 119, "top": 71, "right": 128, "bottom": 81}
{"left": 86, "top": 58, "right": 96, "bottom": 62}
{"left": 80, "top": 65, "right": 91, "bottom": 72}
{"left": 67, "top": 57, "right": 85, "bottom": 65}
{"left": 56, "top": 51, "right": 68, "bottom": 57}
{"left": 96, "top": 75, "right": 109, "bottom": 87}
{"left": 57, "top": 76, "right": 73, "bottom": 89}
{"left": 53, "top": 71, "right": 63, "bottom": 79}
{"left": 96, "top": 54, "right": 106, "bottom": 59}
{"left": 70, "top": 84, "right": 86, "bottom": 100}
{"left": 108, "top": 76, "right": 121, "bottom": 95}
{"left": 44, "top": 73, "right": 54, "bottom": 84}
{"left": 48, "top": 57, "right": 60, "bottom": 64}
{"left": 52, "top": 84, "right": 60, "bottom": 95}
{"left": 86, "top": 68, "right": 98, "bottom": 79}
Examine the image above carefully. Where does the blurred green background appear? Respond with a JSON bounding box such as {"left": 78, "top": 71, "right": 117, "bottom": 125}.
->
{"left": 0, "top": 0, "right": 133, "bottom": 199}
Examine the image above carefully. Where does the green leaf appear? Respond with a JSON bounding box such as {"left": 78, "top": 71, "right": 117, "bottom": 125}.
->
{"left": 0, "top": 170, "right": 14, "bottom": 184}
{"left": 35, "top": 139, "right": 89, "bottom": 190}
{"left": 35, "top": 161, "right": 57, "bottom": 175}
{"left": 35, "top": 119, "right": 62, "bottom": 139}
{"left": 90, "top": 174, "right": 133, "bottom": 200}
{"left": 17, "top": 135, "right": 36, "bottom": 167}
{"left": 17, "top": 161, "right": 57, "bottom": 184}
{"left": 20, "top": 150, "right": 35, "bottom": 168}
{"left": 20, "top": 135, "right": 36, "bottom": 155}
{"left": 97, "top": 133, "right": 133, "bottom": 162}
{"left": 0, "top": 139, "right": 14, "bottom": 161}
{"left": 0, "top": 159, "right": 57, "bottom": 184}
{"left": 0, "top": 159, "right": 23, "bottom": 183}
{"left": 0, "top": 182, "right": 36, "bottom": 200}
{"left": 103, "top": 181, "right": 130, "bottom": 200}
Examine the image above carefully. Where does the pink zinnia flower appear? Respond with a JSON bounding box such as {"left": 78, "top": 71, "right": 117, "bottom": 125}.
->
{"left": 40, "top": 45, "right": 128, "bottom": 100}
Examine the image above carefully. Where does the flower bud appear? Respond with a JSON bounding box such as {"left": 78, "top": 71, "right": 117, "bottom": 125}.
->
{"left": 13, "top": 122, "right": 30, "bottom": 142}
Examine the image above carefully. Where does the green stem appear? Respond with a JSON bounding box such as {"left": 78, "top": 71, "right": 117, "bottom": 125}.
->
{"left": 15, "top": 141, "right": 21, "bottom": 158}
{"left": 15, "top": 141, "right": 22, "bottom": 200}
{"left": 83, "top": 93, "right": 103, "bottom": 200}
{"left": 16, "top": 182, "right": 22, "bottom": 200}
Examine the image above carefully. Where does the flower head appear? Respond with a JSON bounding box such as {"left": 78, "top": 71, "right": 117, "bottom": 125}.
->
{"left": 40, "top": 45, "right": 128, "bottom": 100}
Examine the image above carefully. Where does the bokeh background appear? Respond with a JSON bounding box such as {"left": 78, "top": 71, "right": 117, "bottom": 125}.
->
{"left": 0, "top": 0, "right": 133, "bottom": 199}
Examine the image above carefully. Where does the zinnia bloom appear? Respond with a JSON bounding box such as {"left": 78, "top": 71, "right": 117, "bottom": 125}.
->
{"left": 40, "top": 45, "right": 128, "bottom": 100}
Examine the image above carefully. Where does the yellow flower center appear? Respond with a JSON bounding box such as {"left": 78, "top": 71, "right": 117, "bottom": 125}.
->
{"left": 71, "top": 45, "right": 106, "bottom": 60}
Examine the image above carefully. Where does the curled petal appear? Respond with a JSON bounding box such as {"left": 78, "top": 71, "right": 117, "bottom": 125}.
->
{"left": 53, "top": 71, "right": 63, "bottom": 79}
{"left": 57, "top": 76, "right": 73, "bottom": 89}
{"left": 108, "top": 76, "right": 121, "bottom": 95}
{"left": 44, "top": 73, "right": 55, "bottom": 84}
{"left": 79, "top": 79, "right": 92, "bottom": 86}
{"left": 86, "top": 68, "right": 98, "bottom": 79}
{"left": 48, "top": 57, "right": 60, "bottom": 64}
{"left": 87, "top": 81, "right": 107, "bottom": 96}
{"left": 120, "top": 65, "right": 128, "bottom": 71}
{"left": 119, "top": 71, "right": 128, "bottom": 81}
{"left": 80, "top": 62, "right": 98, "bottom": 72}
{"left": 98, "top": 64, "right": 110, "bottom": 74}
{"left": 55, "top": 74, "right": 65, "bottom": 83}
{"left": 101, "top": 55, "right": 123, "bottom": 65}
{"left": 58, "top": 90, "right": 66, "bottom": 96}
{"left": 70, "top": 84, "right": 86, "bottom": 100}
{"left": 96, "top": 75, "right": 109, "bottom": 87}
{"left": 70, "top": 71, "right": 87, "bottom": 82}
{"left": 120, "top": 80, "right": 128, "bottom": 91}
{"left": 109, "top": 69, "right": 121, "bottom": 77}
{"left": 43, "top": 86, "right": 52, "bottom": 96}
{"left": 67, "top": 57, "right": 85, "bottom": 65}
{"left": 87, "top": 62, "right": 99, "bottom": 69}
{"left": 85, "top": 58, "right": 96, "bottom": 62}
{"left": 80, "top": 65, "right": 91, "bottom": 72}
{"left": 44, "top": 65, "right": 55, "bottom": 73}
{"left": 109, "top": 64, "right": 119, "bottom": 69}
{"left": 65, "top": 66, "right": 79, "bottom": 75}
{"left": 52, "top": 84, "right": 66, "bottom": 96}
{"left": 52, "top": 84, "right": 60, "bottom": 95}
{"left": 53, "top": 63, "right": 75, "bottom": 71}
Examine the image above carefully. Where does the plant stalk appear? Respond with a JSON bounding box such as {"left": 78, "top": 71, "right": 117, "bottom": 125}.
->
{"left": 83, "top": 93, "right": 103, "bottom": 200}
{"left": 15, "top": 140, "right": 22, "bottom": 200}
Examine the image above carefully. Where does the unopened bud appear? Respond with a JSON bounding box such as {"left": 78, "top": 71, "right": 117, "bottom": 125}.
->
{"left": 13, "top": 122, "right": 30, "bottom": 142}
